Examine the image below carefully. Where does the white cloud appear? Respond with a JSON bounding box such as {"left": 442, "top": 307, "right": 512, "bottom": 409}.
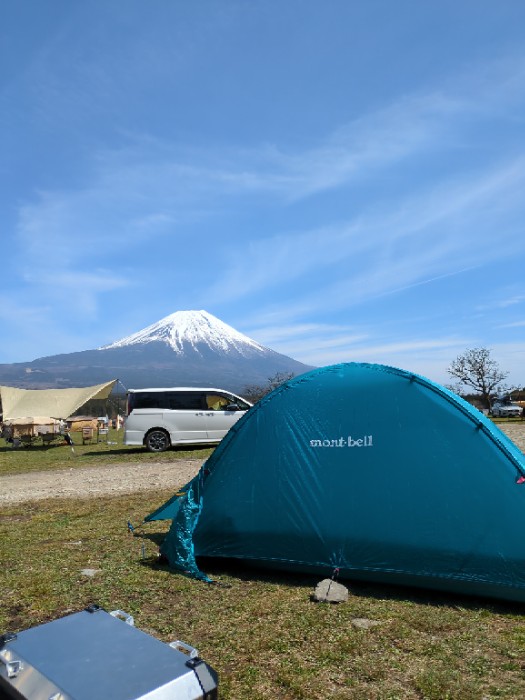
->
{"left": 489, "top": 295, "right": 525, "bottom": 309}
{"left": 266, "top": 328, "right": 473, "bottom": 385}
{"left": 498, "top": 320, "right": 525, "bottom": 328}
{"left": 21, "top": 269, "right": 128, "bottom": 315}
{"left": 14, "top": 48, "right": 525, "bottom": 269}
{"left": 208, "top": 153, "right": 525, "bottom": 311}
{"left": 13, "top": 44, "right": 525, "bottom": 278}
{"left": 245, "top": 322, "right": 365, "bottom": 343}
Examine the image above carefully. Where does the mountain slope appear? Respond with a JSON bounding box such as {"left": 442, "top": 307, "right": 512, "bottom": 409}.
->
{"left": 102, "top": 310, "right": 267, "bottom": 357}
{"left": 0, "top": 311, "right": 313, "bottom": 394}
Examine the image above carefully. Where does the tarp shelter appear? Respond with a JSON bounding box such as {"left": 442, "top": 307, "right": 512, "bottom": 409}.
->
{"left": 0, "top": 380, "right": 117, "bottom": 422}
{"left": 147, "top": 363, "right": 525, "bottom": 602}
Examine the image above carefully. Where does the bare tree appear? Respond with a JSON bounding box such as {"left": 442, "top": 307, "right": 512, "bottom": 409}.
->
{"left": 243, "top": 371, "right": 295, "bottom": 403}
{"left": 447, "top": 347, "right": 508, "bottom": 409}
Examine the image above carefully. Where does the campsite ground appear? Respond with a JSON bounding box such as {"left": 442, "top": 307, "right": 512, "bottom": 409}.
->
{"left": 0, "top": 457, "right": 202, "bottom": 504}
{"left": 496, "top": 423, "right": 525, "bottom": 452}
{"left": 1, "top": 422, "right": 525, "bottom": 699}
{"left": 1, "top": 423, "right": 524, "bottom": 504}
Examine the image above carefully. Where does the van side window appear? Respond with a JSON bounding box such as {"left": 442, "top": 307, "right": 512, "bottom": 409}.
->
{"left": 206, "top": 393, "right": 251, "bottom": 410}
{"left": 206, "top": 394, "right": 230, "bottom": 410}
{"left": 133, "top": 392, "right": 166, "bottom": 409}
{"left": 165, "top": 392, "right": 206, "bottom": 410}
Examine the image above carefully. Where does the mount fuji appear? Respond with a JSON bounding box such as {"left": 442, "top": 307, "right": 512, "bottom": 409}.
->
{"left": 0, "top": 310, "right": 313, "bottom": 394}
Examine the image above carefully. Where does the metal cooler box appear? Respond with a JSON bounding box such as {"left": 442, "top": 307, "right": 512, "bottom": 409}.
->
{"left": 0, "top": 605, "right": 218, "bottom": 700}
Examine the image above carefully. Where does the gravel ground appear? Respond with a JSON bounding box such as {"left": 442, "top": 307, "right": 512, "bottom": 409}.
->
{"left": 1, "top": 424, "right": 524, "bottom": 505}
{"left": 0, "top": 459, "right": 203, "bottom": 505}
{"left": 499, "top": 423, "right": 525, "bottom": 453}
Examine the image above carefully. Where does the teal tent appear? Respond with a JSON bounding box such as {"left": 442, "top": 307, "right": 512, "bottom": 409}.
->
{"left": 146, "top": 363, "right": 525, "bottom": 601}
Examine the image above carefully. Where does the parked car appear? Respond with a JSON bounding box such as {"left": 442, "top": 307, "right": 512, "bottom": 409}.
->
{"left": 124, "top": 387, "right": 252, "bottom": 452}
{"left": 490, "top": 399, "right": 522, "bottom": 418}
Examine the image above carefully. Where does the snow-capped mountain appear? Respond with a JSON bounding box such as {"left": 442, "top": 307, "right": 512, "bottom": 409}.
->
{"left": 0, "top": 310, "right": 313, "bottom": 393}
{"left": 102, "top": 310, "right": 269, "bottom": 358}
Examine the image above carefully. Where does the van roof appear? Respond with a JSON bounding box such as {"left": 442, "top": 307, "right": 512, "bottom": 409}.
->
{"left": 127, "top": 387, "right": 239, "bottom": 393}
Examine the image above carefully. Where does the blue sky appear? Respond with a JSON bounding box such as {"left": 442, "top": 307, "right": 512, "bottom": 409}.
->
{"left": 1, "top": 1, "right": 524, "bottom": 387}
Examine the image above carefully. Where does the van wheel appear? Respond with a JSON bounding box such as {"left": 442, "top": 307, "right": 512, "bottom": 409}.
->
{"left": 145, "top": 430, "right": 170, "bottom": 452}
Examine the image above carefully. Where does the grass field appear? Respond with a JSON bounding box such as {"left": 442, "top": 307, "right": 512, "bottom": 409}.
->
{"left": 1, "top": 429, "right": 525, "bottom": 698}
{"left": 0, "top": 428, "right": 214, "bottom": 475}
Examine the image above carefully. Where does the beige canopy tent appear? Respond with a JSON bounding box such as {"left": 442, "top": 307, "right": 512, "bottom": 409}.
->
{"left": 0, "top": 380, "right": 117, "bottom": 421}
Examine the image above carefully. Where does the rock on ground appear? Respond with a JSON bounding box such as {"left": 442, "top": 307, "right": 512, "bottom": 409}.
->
{"left": 312, "top": 579, "right": 349, "bottom": 603}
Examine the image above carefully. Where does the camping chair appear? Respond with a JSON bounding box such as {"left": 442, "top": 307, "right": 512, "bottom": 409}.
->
{"left": 19, "top": 435, "right": 34, "bottom": 448}
{"left": 82, "top": 427, "right": 94, "bottom": 444}
{"left": 98, "top": 427, "right": 109, "bottom": 443}
{"left": 38, "top": 427, "right": 57, "bottom": 446}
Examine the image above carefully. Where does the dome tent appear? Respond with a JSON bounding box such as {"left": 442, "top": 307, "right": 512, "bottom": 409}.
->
{"left": 146, "top": 363, "right": 525, "bottom": 601}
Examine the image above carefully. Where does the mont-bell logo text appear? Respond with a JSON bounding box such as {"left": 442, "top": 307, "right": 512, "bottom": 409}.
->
{"left": 310, "top": 435, "right": 373, "bottom": 448}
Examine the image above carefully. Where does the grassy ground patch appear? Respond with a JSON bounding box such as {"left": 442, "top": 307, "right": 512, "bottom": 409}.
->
{"left": 0, "top": 429, "right": 213, "bottom": 475}
{"left": 2, "top": 442, "right": 525, "bottom": 698}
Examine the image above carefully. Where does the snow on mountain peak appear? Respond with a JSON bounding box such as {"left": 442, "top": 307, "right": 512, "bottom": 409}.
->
{"left": 101, "top": 310, "right": 268, "bottom": 357}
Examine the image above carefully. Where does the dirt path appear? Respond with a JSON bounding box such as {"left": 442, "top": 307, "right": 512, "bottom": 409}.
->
{"left": 499, "top": 423, "right": 525, "bottom": 453}
{"left": 0, "top": 459, "right": 203, "bottom": 505}
{"left": 1, "top": 425, "right": 524, "bottom": 505}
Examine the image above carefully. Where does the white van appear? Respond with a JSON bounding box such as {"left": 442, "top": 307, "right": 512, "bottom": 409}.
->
{"left": 124, "top": 387, "right": 252, "bottom": 452}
